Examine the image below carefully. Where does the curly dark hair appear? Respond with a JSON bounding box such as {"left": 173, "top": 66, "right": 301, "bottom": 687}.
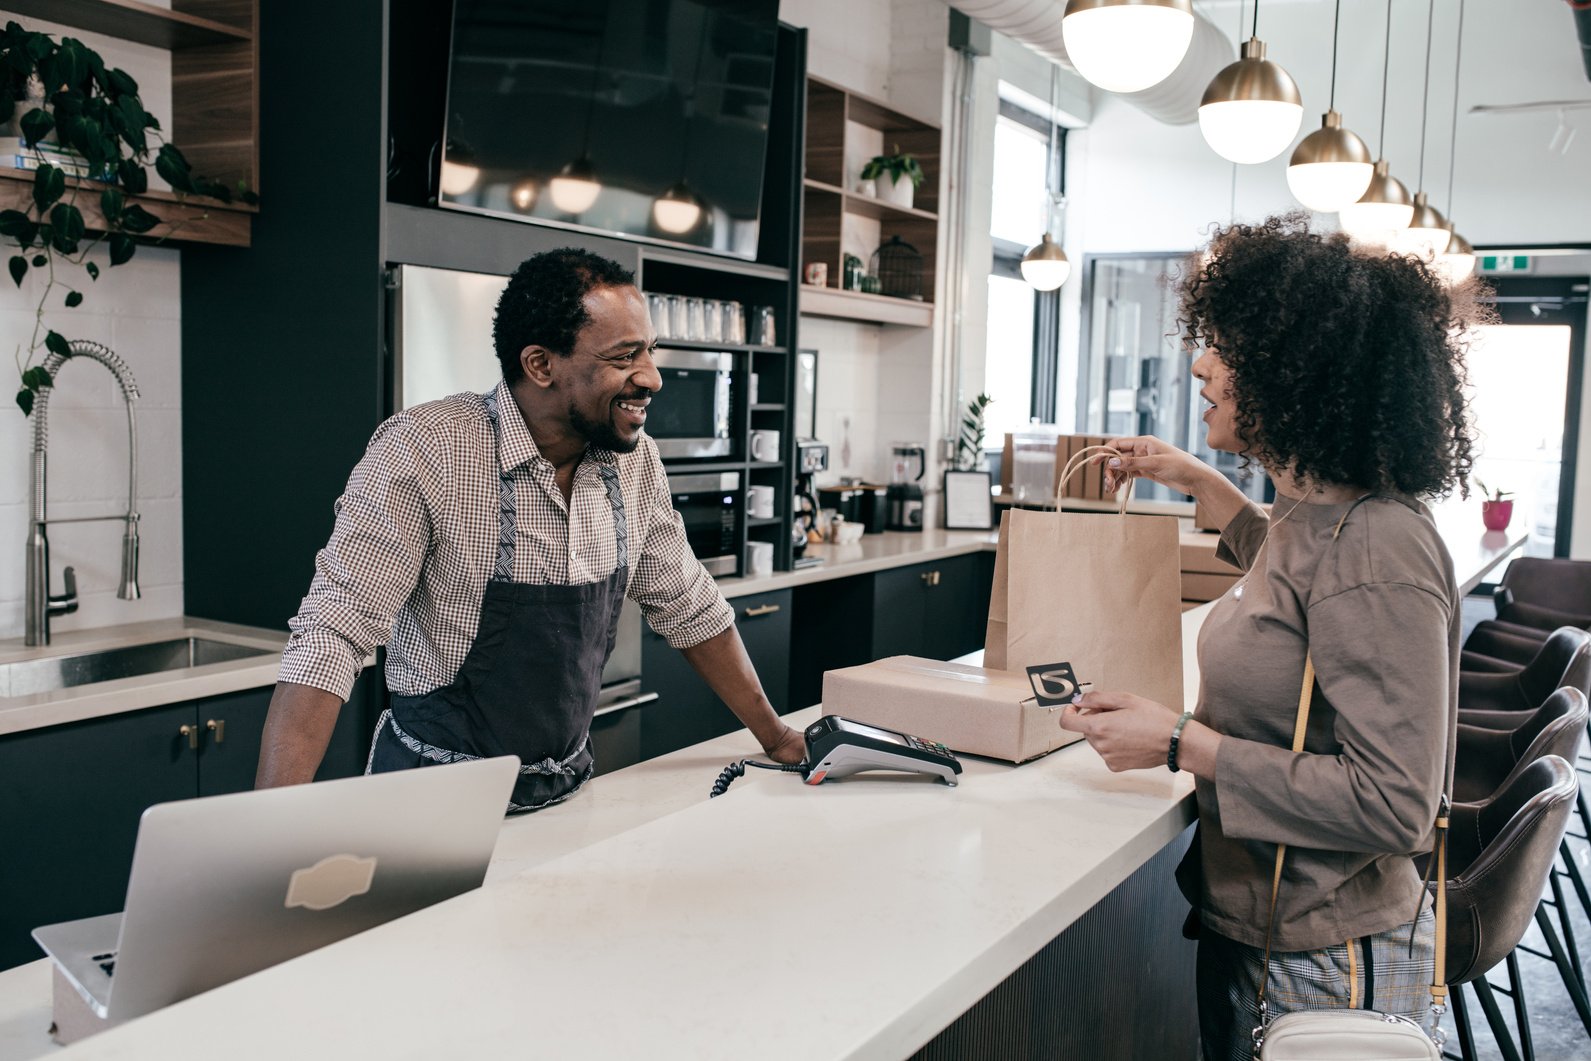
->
{"left": 493, "top": 248, "right": 637, "bottom": 382}
{"left": 1179, "top": 213, "right": 1486, "bottom": 499}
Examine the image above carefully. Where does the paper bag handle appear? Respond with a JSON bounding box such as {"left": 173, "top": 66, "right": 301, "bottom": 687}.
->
{"left": 1057, "top": 444, "right": 1133, "bottom": 515}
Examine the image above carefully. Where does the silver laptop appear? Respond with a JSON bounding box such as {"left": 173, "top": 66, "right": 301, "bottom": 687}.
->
{"left": 33, "top": 755, "right": 518, "bottom": 1023}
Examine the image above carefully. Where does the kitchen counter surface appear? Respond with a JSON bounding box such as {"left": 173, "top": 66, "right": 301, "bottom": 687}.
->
{"left": 715, "top": 527, "right": 1000, "bottom": 599}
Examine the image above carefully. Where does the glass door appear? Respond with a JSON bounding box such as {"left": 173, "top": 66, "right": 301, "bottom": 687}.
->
{"left": 1076, "top": 254, "right": 1269, "bottom": 504}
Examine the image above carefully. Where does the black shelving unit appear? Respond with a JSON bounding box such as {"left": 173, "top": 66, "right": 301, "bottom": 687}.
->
{"left": 180, "top": 3, "right": 809, "bottom": 633}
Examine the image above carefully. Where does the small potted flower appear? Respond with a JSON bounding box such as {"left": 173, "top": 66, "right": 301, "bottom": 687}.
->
{"left": 860, "top": 145, "right": 925, "bottom": 210}
{"left": 1475, "top": 478, "right": 1514, "bottom": 531}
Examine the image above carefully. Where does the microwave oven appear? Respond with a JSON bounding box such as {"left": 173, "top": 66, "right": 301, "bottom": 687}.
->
{"left": 647, "top": 349, "right": 733, "bottom": 459}
{"left": 668, "top": 471, "right": 741, "bottom": 577}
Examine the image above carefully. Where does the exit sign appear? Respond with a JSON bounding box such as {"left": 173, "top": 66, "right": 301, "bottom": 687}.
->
{"left": 1480, "top": 255, "right": 1533, "bottom": 273}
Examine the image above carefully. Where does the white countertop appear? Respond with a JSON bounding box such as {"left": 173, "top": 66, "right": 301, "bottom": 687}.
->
{"left": 715, "top": 527, "right": 1000, "bottom": 599}
{"left": 0, "top": 607, "right": 1212, "bottom": 1061}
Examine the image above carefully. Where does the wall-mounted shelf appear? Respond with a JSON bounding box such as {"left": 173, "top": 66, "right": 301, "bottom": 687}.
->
{"left": 6, "top": 0, "right": 260, "bottom": 247}
{"left": 657, "top": 339, "right": 788, "bottom": 356}
{"left": 800, "top": 75, "right": 939, "bottom": 330}
{"left": 799, "top": 284, "right": 934, "bottom": 328}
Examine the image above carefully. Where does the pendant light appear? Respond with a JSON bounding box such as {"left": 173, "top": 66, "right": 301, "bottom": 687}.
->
{"left": 652, "top": 16, "right": 708, "bottom": 235}
{"left": 1286, "top": 0, "right": 1373, "bottom": 211}
{"left": 550, "top": 14, "right": 608, "bottom": 215}
{"left": 1198, "top": 0, "right": 1302, "bottom": 165}
{"left": 1022, "top": 65, "right": 1070, "bottom": 292}
{"left": 1060, "top": 0, "right": 1195, "bottom": 95}
{"left": 509, "top": 176, "right": 539, "bottom": 213}
{"left": 1435, "top": 0, "right": 1476, "bottom": 285}
{"left": 438, "top": 139, "right": 480, "bottom": 197}
{"left": 1338, "top": 0, "right": 1414, "bottom": 246}
{"left": 1393, "top": 0, "right": 1451, "bottom": 260}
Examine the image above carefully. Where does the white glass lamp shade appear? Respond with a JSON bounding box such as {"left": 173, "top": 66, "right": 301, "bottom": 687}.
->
{"left": 1061, "top": 0, "right": 1195, "bottom": 94}
{"left": 1286, "top": 111, "right": 1374, "bottom": 212}
{"left": 1392, "top": 191, "right": 1451, "bottom": 261}
{"left": 1197, "top": 38, "right": 1303, "bottom": 165}
{"left": 652, "top": 183, "right": 703, "bottom": 234}
{"left": 1337, "top": 159, "right": 1414, "bottom": 247}
{"left": 548, "top": 157, "right": 602, "bottom": 214}
{"left": 1021, "top": 234, "right": 1071, "bottom": 291}
{"left": 1434, "top": 229, "right": 1476, "bottom": 285}
{"left": 439, "top": 139, "right": 481, "bottom": 196}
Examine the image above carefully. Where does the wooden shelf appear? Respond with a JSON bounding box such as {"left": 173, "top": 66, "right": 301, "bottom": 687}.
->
{"left": 5, "top": 0, "right": 252, "bottom": 49}
{"left": 746, "top": 516, "right": 784, "bottom": 528}
{"left": 656, "top": 339, "right": 787, "bottom": 355}
{"left": 803, "top": 178, "right": 846, "bottom": 197}
{"left": 799, "top": 285, "right": 934, "bottom": 328}
{"left": 750, "top": 403, "right": 787, "bottom": 412}
{"left": 0, "top": 166, "right": 254, "bottom": 247}
{"left": 840, "top": 191, "right": 936, "bottom": 223}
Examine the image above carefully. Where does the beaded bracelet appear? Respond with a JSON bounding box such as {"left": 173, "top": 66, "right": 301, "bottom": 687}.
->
{"left": 1167, "top": 712, "right": 1194, "bottom": 773}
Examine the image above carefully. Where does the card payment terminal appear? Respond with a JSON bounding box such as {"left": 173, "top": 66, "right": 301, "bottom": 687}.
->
{"left": 802, "top": 716, "right": 961, "bottom": 786}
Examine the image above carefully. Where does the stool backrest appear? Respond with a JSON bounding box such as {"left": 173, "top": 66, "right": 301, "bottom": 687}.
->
{"left": 1498, "top": 558, "right": 1591, "bottom": 622}
{"left": 1520, "top": 627, "right": 1591, "bottom": 706}
{"left": 1442, "top": 755, "right": 1578, "bottom": 984}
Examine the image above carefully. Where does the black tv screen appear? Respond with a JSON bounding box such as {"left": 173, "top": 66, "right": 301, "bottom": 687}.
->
{"left": 440, "top": 0, "right": 781, "bottom": 259}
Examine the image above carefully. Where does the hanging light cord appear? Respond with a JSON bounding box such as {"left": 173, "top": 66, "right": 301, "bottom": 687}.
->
{"left": 1416, "top": 0, "right": 1435, "bottom": 191}
{"left": 1446, "top": 0, "right": 1466, "bottom": 215}
{"left": 1252, "top": 0, "right": 1259, "bottom": 39}
{"left": 1329, "top": 0, "right": 1342, "bottom": 110}
{"left": 1377, "top": 0, "right": 1392, "bottom": 159}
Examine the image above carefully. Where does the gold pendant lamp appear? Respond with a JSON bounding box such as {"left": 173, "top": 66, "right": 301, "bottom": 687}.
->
{"left": 1286, "top": 0, "right": 1374, "bottom": 212}
{"left": 1338, "top": 0, "right": 1414, "bottom": 246}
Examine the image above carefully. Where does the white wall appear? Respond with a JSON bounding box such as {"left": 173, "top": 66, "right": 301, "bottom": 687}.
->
{"left": 0, "top": 13, "right": 184, "bottom": 639}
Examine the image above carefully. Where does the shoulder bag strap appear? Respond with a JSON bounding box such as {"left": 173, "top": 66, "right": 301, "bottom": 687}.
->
{"left": 1255, "top": 654, "right": 1452, "bottom": 1034}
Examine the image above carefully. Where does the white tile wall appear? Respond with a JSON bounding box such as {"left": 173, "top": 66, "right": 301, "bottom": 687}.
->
{"left": 0, "top": 12, "right": 184, "bottom": 640}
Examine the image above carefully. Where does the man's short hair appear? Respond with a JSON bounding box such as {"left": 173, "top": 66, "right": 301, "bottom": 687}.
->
{"left": 492, "top": 248, "right": 636, "bottom": 382}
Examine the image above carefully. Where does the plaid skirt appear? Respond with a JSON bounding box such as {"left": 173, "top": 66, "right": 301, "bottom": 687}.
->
{"left": 1197, "top": 906, "right": 1438, "bottom": 1061}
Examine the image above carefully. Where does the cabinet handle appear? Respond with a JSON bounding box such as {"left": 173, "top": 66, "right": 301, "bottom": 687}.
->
{"left": 743, "top": 603, "right": 782, "bottom": 618}
{"left": 921, "top": 570, "right": 941, "bottom": 587}
{"left": 179, "top": 723, "right": 198, "bottom": 750}
{"left": 206, "top": 718, "right": 226, "bottom": 744}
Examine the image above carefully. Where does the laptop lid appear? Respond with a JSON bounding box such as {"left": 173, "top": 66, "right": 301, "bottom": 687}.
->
{"left": 35, "top": 756, "right": 517, "bottom": 1022}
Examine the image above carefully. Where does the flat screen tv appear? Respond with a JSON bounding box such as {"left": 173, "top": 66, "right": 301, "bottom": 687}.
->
{"left": 440, "top": 0, "right": 781, "bottom": 259}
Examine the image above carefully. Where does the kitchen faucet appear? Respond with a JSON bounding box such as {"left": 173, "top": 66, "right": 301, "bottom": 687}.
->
{"left": 25, "top": 340, "right": 142, "bottom": 646}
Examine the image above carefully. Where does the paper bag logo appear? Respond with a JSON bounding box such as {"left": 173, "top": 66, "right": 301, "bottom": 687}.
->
{"left": 285, "top": 854, "right": 377, "bottom": 911}
{"left": 1026, "top": 662, "right": 1082, "bottom": 706}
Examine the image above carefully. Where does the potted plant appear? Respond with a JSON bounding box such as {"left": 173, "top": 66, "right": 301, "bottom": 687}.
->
{"left": 860, "top": 145, "right": 924, "bottom": 210}
{"left": 1475, "top": 478, "right": 1514, "bottom": 531}
{"left": 954, "top": 393, "right": 994, "bottom": 472}
{"left": 0, "top": 22, "right": 254, "bottom": 416}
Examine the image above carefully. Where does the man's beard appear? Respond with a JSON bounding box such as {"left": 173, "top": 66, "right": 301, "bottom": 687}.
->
{"left": 569, "top": 401, "right": 642, "bottom": 454}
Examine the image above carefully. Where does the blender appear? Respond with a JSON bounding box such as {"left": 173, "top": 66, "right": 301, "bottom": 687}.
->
{"left": 886, "top": 443, "right": 926, "bottom": 531}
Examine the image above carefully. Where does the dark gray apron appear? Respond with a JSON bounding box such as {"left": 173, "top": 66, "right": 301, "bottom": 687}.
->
{"left": 366, "top": 390, "right": 629, "bottom": 813}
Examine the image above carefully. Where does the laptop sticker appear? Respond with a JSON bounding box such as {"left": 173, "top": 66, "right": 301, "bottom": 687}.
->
{"left": 285, "top": 854, "right": 378, "bottom": 911}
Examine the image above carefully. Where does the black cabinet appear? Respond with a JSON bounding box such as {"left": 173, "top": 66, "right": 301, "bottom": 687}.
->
{"left": 588, "top": 701, "right": 643, "bottom": 778}
{"left": 640, "top": 589, "right": 793, "bottom": 760}
{"left": 0, "top": 677, "right": 377, "bottom": 971}
{"left": 871, "top": 554, "right": 994, "bottom": 662}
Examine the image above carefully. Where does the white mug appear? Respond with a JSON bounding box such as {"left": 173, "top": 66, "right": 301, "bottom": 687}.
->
{"left": 746, "top": 540, "right": 774, "bottom": 577}
{"left": 747, "top": 484, "right": 775, "bottom": 520}
{"left": 749, "top": 429, "right": 781, "bottom": 463}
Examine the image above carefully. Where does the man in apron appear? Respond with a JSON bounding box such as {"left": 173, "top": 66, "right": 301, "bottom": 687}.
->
{"left": 256, "top": 249, "right": 805, "bottom": 809}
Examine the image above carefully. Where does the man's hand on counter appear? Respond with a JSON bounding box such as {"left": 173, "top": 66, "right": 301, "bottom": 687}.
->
{"left": 764, "top": 725, "right": 808, "bottom": 765}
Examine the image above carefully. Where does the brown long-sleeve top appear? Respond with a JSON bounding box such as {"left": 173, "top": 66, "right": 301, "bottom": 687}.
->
{"left": 1177, "top": 494, "right": 1460, "bottom": 952}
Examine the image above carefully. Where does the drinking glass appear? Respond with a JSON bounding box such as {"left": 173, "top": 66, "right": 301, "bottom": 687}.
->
{"left": 647, "top": 293, "right": 671, "bottom": 338}
{"left": 753, "top": 305, "right": 777, "bottom": 347}
{"left": 685, "top": 297, "right": 706, "bottom": 341}
{"left": 666, "top": 295, "right": 686, "bottom": 340}
{"left": 702, "top": 299, "right": 723, "bottom": 342}
{"left": 722, "top": 301, "right": 745, "bottom": 344}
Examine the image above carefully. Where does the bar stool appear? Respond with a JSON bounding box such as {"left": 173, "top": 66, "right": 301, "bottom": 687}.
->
{"left": 1438, "top": 756, "right": 1583, "bottom": 1061}
{"left": 1458, "top": 627, "right": 1591, "bottom": 729}
{"left": 1454, "top": 688, "right": 1590, "bottom": 999}
{"left": 1492, "top": 558, "right": 1591, "bottom": 633}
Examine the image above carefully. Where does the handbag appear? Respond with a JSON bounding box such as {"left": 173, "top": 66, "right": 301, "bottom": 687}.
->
{"left": 1253, "top": 655, "right": 1451, "bottom": 1061}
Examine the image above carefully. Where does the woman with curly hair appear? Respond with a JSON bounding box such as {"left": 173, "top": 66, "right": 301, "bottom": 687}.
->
{"left": 1058, "top": 214, "right": 1480, "bottom": 1059}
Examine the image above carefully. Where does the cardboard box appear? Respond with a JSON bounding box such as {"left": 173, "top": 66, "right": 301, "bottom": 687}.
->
{"left": 1180, "top": 571, "right": 1240, "bottom": 602}
{"left": 821, "top": 656, "right": 1086, "bottom": 763}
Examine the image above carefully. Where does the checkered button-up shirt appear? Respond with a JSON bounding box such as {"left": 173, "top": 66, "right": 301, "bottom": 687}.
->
{"left": 278, "top": 380, "right": 735, "bottom": 701}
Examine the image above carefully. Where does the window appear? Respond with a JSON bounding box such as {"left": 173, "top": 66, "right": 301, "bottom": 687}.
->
{"left": 982, "top": 92, "right": 1065, "bottom": 452}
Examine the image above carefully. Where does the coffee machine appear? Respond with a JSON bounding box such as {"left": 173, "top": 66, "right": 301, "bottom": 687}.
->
{"left": 886, "top": 442, "right": 926, "bottom": 531}
{"left": 793, "top": 439, "right": 828, "bottom": 567}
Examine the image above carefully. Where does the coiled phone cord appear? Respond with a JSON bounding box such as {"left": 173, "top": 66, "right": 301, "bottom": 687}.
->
{"left": 709, "top": 759, "right": 806, "bottom": 798}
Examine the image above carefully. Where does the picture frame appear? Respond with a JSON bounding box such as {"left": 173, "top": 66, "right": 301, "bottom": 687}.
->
{"left": 943, "top": 470, "right": 994, "bottom": 530}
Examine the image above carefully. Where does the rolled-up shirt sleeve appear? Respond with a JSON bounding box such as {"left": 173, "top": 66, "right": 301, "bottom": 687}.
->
{"left": 1215, "top": 500, "right": 1270, "bottom": 572}
{"left": 1213, "top": 581, "right": 1451, "bottom": 854}
{"left": 277, "top": 415, "right": 439, "bottom": 700}
{"left": 627, "top": 450, "right": 734, "bottom": 649}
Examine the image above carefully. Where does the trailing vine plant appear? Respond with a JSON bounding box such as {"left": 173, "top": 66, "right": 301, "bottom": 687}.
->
{"left": 0, "top": 22, "right": 255, "bottom": 415}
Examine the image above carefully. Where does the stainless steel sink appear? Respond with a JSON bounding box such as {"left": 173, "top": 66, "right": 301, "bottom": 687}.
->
{"left": 0, "top": 638, "right": 276, "bottom": 698}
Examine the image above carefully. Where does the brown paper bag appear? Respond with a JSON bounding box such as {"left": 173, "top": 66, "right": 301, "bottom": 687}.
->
{"left": 985, "top": 445, "right": 1184, "bottom": 711}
